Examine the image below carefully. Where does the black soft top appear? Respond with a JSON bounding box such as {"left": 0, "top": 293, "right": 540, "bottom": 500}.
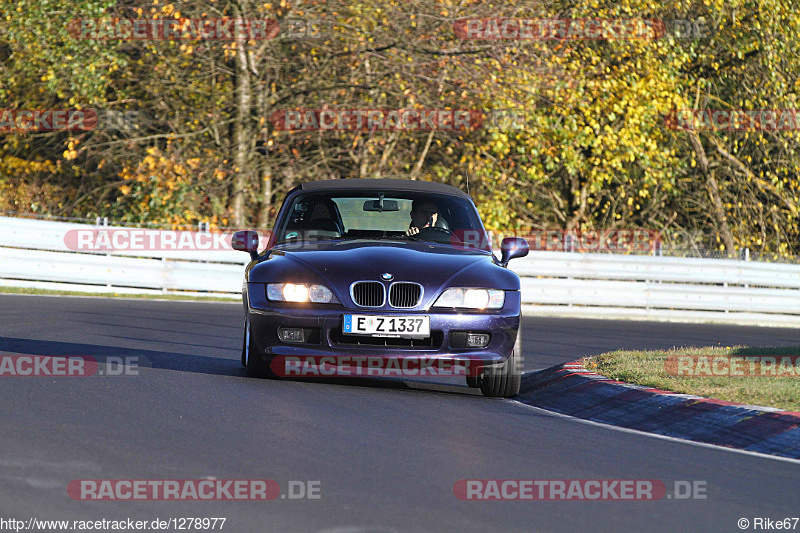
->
{"left": 296, "top": 178, "right": 472, "bottom": 200}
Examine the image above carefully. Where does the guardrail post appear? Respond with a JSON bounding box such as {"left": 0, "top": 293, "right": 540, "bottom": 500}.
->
{"left": 95, "top": 217, "right": 112, "bottom": 288}
{"left": 564, "top": 233, "right": 576, "bottom": 253}
{"left": 651, "top": 239, "right": 662, "bottom": 257}
{"left": 162, "top": 256, "right": 168, "bottom": 294}
{"left": 740, "top": 248, "right": 750, "bottom": 261}
{"left": 198, "top": 222, "right": 210, "bottom": 265}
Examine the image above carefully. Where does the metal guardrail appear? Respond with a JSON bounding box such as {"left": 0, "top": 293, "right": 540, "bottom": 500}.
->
{"left": 514, "top": 252, "right": 800, "bottom": 326}
{"left": 1, "top": 216, "right": 798, "bottom": 325}
{"left": 0, "top": 216, "right": 249, "bottom": 296}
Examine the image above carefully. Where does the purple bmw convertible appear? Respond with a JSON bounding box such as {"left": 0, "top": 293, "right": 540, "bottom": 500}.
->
{"left": 232, "top": 179, "right": 529, "bottom": 397}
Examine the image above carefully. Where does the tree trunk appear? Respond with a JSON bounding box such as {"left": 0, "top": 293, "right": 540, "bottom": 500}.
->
{"left": 256, "top": 164, "right": 272, "bottom": 229}
{"left": 688, "top": 132, "right": 736, "bottom": 255}
{"left": 704, "top": 168, "right": 736, "bottom": 256}
{"left": 410, "top": 130, "right": 435, "bottom": 180}
{"left": 563, "top": 175, "right": 587, "bottom": 230}
{"left": 231, "top": 41, "right": 252, "bottom": 228}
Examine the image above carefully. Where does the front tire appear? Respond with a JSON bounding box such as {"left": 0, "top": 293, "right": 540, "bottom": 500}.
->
{"left": 242, "top": 317, "right": 276, "bottom": 379}
{"left": 479, "top": 325, "right": 522, "bottom": 398}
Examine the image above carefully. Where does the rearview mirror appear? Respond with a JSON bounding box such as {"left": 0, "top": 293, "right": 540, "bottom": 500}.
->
{"left": 363, "top": 199, "right": 399, "bottom": 212}
{"left": 232, "top": 230, "right": 259, "bottom": 261}
{"left": 500, "top": 237, "right": 529, "bottom": 267}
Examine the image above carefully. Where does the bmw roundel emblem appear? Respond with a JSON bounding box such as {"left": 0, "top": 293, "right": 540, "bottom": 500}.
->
{"left": 380, "top": 273, "right": 393, "bottom": 281}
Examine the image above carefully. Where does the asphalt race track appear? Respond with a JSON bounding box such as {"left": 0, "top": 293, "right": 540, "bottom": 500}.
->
{"left": 1, "top": 293, "right": 799, "bottom": 532}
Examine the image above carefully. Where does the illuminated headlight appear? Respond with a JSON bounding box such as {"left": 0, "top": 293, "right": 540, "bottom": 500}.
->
{"left": 433, "top": 288, "right": 504, "bottom": 309}
{"left": 267, "top": 283, "right": 338, "bottom": 303}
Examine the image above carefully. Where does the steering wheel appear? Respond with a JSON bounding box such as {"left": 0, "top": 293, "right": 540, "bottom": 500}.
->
{"left": 410, "top": 226, "right": 460, "bottom": 243}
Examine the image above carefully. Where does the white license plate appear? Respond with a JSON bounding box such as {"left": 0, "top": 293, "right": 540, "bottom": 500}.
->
{"left": 343, "top": 315, "right": 430, "bottom": 337}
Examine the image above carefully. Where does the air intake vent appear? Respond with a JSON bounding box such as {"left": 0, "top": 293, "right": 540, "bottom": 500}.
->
{"left": 351, "top": 281, "right": 385, "bottom": 307}
{"left": 389, "top": 282, "right": 422, "bottom": 308}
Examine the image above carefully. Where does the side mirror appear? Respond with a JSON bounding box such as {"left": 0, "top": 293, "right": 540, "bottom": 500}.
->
{"left": 232, "top": 230, "right": 259, "bottom": 261}
{"left": 500, "top": 237, "right": 529, "bottom": 267}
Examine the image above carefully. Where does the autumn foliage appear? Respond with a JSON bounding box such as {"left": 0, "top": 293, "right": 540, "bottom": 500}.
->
{"left": 0, "top": 0, "right": 798, "bottom": 256}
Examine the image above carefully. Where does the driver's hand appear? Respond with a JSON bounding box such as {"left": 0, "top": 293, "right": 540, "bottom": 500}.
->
{"left": 405, "top": 226, "right": 420, "bottom": 236}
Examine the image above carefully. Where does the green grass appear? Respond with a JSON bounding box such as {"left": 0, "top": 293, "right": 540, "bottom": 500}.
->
{"left": 0, "top": 285, "right": 238, "bottom": 302}
{"left": 582, "top": 346, "right": 800, "bottom": 411}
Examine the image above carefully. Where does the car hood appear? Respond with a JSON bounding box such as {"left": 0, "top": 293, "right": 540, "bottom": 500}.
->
{"left": 247, "top": 240, "right": 520, "bottom": 305}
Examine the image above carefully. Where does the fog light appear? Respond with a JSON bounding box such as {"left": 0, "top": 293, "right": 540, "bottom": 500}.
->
{"left": 466, "top": 333, "right": 490, "bottom": 348}
{"left": 278, "top": 328, "right": 306, "bottom": 343}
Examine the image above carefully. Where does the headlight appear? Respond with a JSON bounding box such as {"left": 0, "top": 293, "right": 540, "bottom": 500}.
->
{"left": 433, "top": 288, "right": 504, "bottom": 309}
{"left": 267, "top": 283, "right": 338, "bottom": 303}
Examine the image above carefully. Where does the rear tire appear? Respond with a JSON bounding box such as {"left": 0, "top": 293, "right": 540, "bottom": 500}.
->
{"left": 243, "top": 317, "right": 276, "bottom": 379}
{"left": 479, "top": 325, "right": 522, "bottom": 398}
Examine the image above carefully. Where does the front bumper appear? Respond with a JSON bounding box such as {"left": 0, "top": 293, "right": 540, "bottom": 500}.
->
{"left": 244, "top": 286, "right": 521, "bottom": 369}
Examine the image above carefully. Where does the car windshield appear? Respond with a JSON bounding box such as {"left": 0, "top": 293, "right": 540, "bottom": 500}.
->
{"left": 273, "top": 191, "right": 490, "bottom": 250}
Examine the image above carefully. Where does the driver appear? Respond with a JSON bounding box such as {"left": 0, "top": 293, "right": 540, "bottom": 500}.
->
{"left": 406, "top": 199, "right": 440, "bottom": 236}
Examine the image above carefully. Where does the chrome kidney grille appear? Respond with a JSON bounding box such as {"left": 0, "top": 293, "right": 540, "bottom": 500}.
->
{"left": 351, "top": 281, "right": 385, "bottom": 307}
{"left": 350, "top": 281, "right": 422, "bottom": 308}
{"left": 388, "top": 282, "right": 422, "bottom": 308}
